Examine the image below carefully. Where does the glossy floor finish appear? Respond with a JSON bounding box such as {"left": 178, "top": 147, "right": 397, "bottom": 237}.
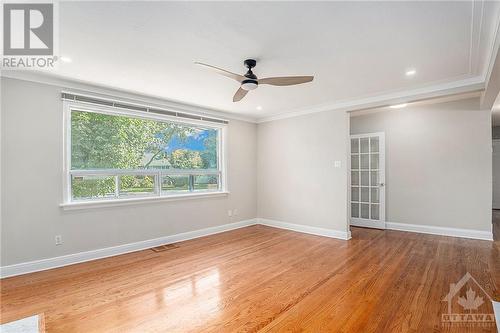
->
{"left": 1, "top": 225, "right": 499, "bottom": 332}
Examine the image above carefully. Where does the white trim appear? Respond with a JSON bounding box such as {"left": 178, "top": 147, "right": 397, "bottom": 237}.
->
{"left": 258, "top": 218, "right": 352, "bottom": 240}
{"left": 349, "top": 132, "right": 386, "bottom": 228}
{"left": 63, "top": 99, "right": 227, "bottom": 129}
{"left": 385, "top": 222, "right": 493, "bottom": 241}
{"left": 350, "top": 219, "right": 386, "bottom": 229}
{"left": 0, "top": 68, "right": 489, "bottom": 125}
{"left": 0, "top": 218, "right": 257, "bottom": 278}
{"left": 61, "top": 91, "right": 229, "bottom": 124}
{"left": 1, "top": 218, "right": 492, "bottom": 278}
{"left": 257, "top": 76, "right": 485, "bottom": 123}
{"left": 62, "top": 101, "right": 228, "bottom": 204}
{"left": 350, "top": 91, "right": 482, "bottom": 117}
{"left": 60, "top": 191, "right": 230, "bottom": 210}
{"left": 2, "top": 6, "right": 499, "bottom": 128}
{"left": 2, "top": 0, "right": 499, "bottom": 126}
{"left": 0, "top": 71, "right": 256, "bottom": 123}
{"left": 255, "top": 5, "right": 500, "bottom": 124}
{"left": 0, "top": 218, "right": 353, "bottom": 278}
{"left": 483, "top": 3, "right": 500, "bottom": 88}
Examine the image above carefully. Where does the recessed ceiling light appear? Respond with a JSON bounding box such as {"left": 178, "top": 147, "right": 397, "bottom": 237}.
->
{"left": 405, "top": 69, "right": 416, "bottom": 77}
{"left": 389, "top": 103, "right": 408, "bottom": 109}
{"left": 60, "top": 56, "right": 72, "bottom": 63}
{"left": 256, "top": 106, "right": 262, "bottom": 110}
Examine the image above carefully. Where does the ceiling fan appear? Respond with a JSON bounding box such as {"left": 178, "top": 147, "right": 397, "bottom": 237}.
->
{"left": 194, "top": 59, "right": 314, "bottom": 102}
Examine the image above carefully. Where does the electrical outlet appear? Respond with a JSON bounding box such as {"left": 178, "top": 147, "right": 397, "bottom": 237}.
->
{"left": 55, "top": 235, "right": 63, "bottom": 246}
{"left": 227, "top": 210, "right": 233, "bottom": 217}
{"left": 233, "top": 209, "right": 238, "bottom": 216}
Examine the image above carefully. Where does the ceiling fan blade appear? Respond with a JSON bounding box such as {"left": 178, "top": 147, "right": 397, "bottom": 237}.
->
{"left": 258, "top": 76, "right": 314, "bottom": 86}
{"left": 194, "top": 62, "right": 245, "bottom": 82}
{"left": 233, "top": 87, "right": 248, "bottom": 102}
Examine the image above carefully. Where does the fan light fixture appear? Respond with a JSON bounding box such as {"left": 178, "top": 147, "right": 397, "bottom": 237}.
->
{"left": 194, "top": 59, "right": 314, "bottom": 102}
{"left": 241, "top": 80, "right": 258, "bottom": 91}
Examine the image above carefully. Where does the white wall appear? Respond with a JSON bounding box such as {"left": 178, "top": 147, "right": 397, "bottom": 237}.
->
{"left": 1, "top": 77, "right": 257, "bottom": 266}
{"left": 2, "top": 76, "right": 494, "bottom": 269}
{"left": 350, "top": 98, "right": 492, "bottom": 231}
{"left": 257, "top": 110, "right": 350, "bottom": 234}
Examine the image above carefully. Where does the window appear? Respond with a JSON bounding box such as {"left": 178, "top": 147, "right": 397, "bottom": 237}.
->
{"left": 64, "top": 102, "right": 226, "bottom": 204}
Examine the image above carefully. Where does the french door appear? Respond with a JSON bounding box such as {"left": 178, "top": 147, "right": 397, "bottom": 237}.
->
{"left": 493, "top": 139, "right": 500, "bottom": 209}
{"left": 350, "top": 132, "right": 386, "bottom": 229}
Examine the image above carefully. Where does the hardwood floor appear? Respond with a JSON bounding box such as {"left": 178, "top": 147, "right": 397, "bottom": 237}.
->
{"left": 1, "top": 225, "right": 499, "bottom": 332}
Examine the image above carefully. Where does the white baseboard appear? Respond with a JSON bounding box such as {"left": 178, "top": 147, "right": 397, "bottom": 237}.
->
{"left": 0, "top": 219, "right": 257, "bottom": 278}
{"left": 258, "top": 218, "right": 351, "bottom": 240}
{"left": 350, "top": 218, "right": 386, "bottom": 229}
{"left": 385, "top": 222, "right": 493, "bottom": 241}
{"left": 1, "top": 218, "right": 351, "bottom": 278}
{"left": 4, "top": 218, "right": 489, "bottom": 278}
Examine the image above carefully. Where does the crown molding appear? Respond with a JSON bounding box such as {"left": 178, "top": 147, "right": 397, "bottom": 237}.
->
{"left": 257, "top": 1, "right": 500, "bottom": 123}
{"left": 2, "top": 70, "right": 487, "bottom": 125}
{"left": 3, "top": 7, "right": 499, "bottom": 127}
{"left": 483, "top": 1, "right": 500, "bottom": 89}
{"left": 349, "top": 91, "right": 483, "bottom": 118}
{"left": 257, "top": 76, "right": 485, "bottom": 123}
{"left": 0, "top": 70, "right": 259, "bottom": 124}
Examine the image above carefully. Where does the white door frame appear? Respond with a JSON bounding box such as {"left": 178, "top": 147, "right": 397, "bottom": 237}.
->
{"left": 493, "top": 139, "right": 500, "bottom": 209}
{"left": 349, "top": 132, "right": 386, "bottom": 229}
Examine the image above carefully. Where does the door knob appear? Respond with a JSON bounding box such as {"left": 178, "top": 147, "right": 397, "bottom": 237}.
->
{"left": 379, "top": 183, "right": 385, "bottom": 187}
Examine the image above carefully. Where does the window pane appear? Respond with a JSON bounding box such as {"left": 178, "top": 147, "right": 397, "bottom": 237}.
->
{"left": 351, "top": 187, "right": 360, "bottom": 202}
{"left": 371, "top": 154, "right": 379, "bottom": 169}
{"left": 351, "top": 155, "right": 359, "bottom": 170}
{"left": 360, "top": 138, "right": 369, "bottom": 153}
{"left": 371, "top": 171, "right": 379, "bottom": 185}
{"left": 361, "top": 187, "right": 369, "bottom": 202}
{"left": 71, "top": 110, "right": 218, "bottom": 171}
{"left": 193, "top": 175, "right": 219, "bottom": 191}
{"left": 361, "top": 203, "right": 370, "bottom": 219}
{"left": 371, "top": 204, "right": 380, "bottom": 220}
{"left": 119, "top": 175, "right": 155, "bottom": 196}
{"left": 351, "top": 139, "right": 359, "bottom": 153}
{"left": 351, "top": 203, "right": 359, "bottom": 218}
{"left": 370, "top": 137, "right": 379, "bottom": 153}
{"left": 371, "top": 187, "right": 379, "bottom": 203}
{"left": 72, "top": 175, "right": 115, "bottom": 200}
{"left": 351, "top": 171, "right": 359, "bottom": 185}
{"left": 360, "top": 154, "right": 369, "bottom": 169}
{"left": 361, "top": 171, "right": 369, "bottom": 186}
{"left": 161, "top": 175, "right": 189, "bottom": 193}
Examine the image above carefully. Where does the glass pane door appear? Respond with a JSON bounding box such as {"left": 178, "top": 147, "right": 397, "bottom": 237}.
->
{"left": 350, "top": 133, "right": 385, "bottom": 228}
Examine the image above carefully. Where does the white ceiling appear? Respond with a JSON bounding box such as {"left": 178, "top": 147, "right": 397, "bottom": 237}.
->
{"left": 43, "top": 1, "right": 500, "bottom": 119}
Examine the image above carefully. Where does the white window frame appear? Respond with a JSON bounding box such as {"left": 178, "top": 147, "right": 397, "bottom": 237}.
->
{"left": 61, "top": 100, "right": 228, "bottom": 209}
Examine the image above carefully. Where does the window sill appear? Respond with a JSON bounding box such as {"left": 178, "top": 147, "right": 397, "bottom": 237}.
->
{"left": 60, "top": 191, "right": 229, "bottom": 211}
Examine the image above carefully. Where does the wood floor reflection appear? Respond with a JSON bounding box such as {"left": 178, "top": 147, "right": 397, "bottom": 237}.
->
{"left": 1, "top": 225, "right": 499, "bottom": 332}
